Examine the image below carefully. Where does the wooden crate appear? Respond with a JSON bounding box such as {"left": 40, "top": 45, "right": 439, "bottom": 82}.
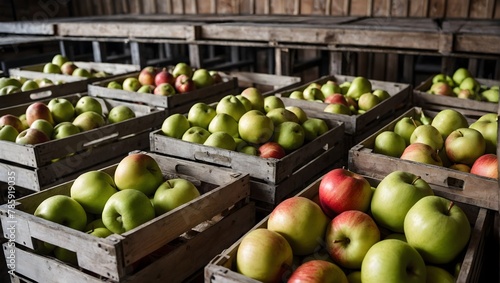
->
{"left": 0, "top": 152, "right": 252, "bottom": 282}
{"left": 218, "top": 71, "right": 301, "bottom": 96}
{"left": 276, "top": 74, "right": 412, "bottom": 135}
{"left": 413, "top": 76, "right": 500, "bottom": 118}
{"left": 348, "top": 107, "right": 499, "bottom": 212}
{"left": 88, "top": 72, "right": 239, "bottom": 109}
{"left": 205, "top": 175, "right": 493, "bottom": 283}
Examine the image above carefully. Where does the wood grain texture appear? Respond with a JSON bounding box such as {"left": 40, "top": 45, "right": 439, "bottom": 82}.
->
{"left": 373, "top": 0, "right": 391, "bottom": 16}
{"left": 428, "top": 0, "right": 446, "bottom": 17}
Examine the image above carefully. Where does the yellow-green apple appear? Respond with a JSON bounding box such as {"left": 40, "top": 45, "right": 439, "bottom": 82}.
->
{"left": 307, "top": 82, "right": 322, "bottom": 90}
{"left": 26, "top": 102, "right": 55, "bottom": 126}
{"left": 0, "top": 125, "right": 18, "bottom": 142}
{"left": 321, "top": 82, "right": 342, "bottom": 98}
{"left": 210, "top": 70, "right": 223, "bottom": 84}
{"left": 113, "top": 153, "right": 164, "bottom": 196}
{"left": 16, "top": 128, "right": 49, "bottom": 144}
{"left": 0, "top": 85, "right": 20, "bottom": 95}
{"left": 52, "top": 54, "right": 69, "bottom": 67}
{"left": 0, "top": 114, "right": 24, "bottom": 133}
{"left": 138, "top": 66, "right": 158, "bottom": 86}
{"left": 266, "top": 107, "right": 299, "bottom": 126}
{"left": 410, "top": 125, "right": 444, "bottom": 151}
{"left": 339, "top": 81, "right": 351, "bottom": 95}
{"left": 371, "top": 171, "right": 434, "bottom": 233}
{"left": 241, "top": 87, "right": 265, "bottom": 112}
{"left": 155, "top": 68, "right": 175, "bottom": 86}
{"left": 404, "top": 195, "right": 471, "bottom": 264}
{"left": 154, "top": 82, "right": 176, "bottom": 96}
{"left": 53, "top": 246, "right": 77, "bottom": 265}
{"left": 288, "top": 260, "right": 348, "bottom": 283}
{"left": 268, "top": 196, "right": 329, "bottom": 255}
{"left": 393, "top": 117, "right": 422, "bottom": 146}
{"left": 400, "top": 143, "right": 443, "bottom": 166}
{"left": 372, "top": 89, "right": 390, "bottom": 101}
{"left": 107, "top": 105, "right": 136, "bottom": 124}
{"left": 53, "top": 122, "right": 80, "bottom": 139}
{"left": 430, "top": 109, "right": 468, "bottom": 140}
{"left": 361, "top": 239, "right": 426, "bottom": 283}
{"left": 285, "top": 106, "right": 308, "bottom": 123}
{"left": 21, "top": 79, "right": 39, "bottom": 91}
{"left": 445, "top": 128, "right": 485, "bottom": 165}
{"left": 88, "top": 227, "right": 113, "bottom": 238}
{"left": 36, "top": 78, "right": 54, "bottom": 88}
{"left": 0, "top": 77, "right": 22, "bottom": 89}
{"left": 449, "top": 163, "right": 471, "bottom": 173}
{"left": 452, "top": 68, "right": 471, "bottom": 85}
{"left": 358, "top": 92, "right": 380, "bottom": 111}
{"left": 425, "top": 266, "right": 455, "bottom": 283}
{"left": 324, "top": 93, "right": 348, "bottom": 106}
{"left": 216, "top": 95, "right": 247, "bottom": 122}
{"left": 74, "top": 96, "right": 103, "bottom": 116}
{"left": 192, "top": 68, "right": 214, "bottom": 88}
{"left": 373, "top": 131, "right": 406, "bottom": 157}
{"left": 34, "top": 195, "right": 87, "bottom": 231}
{"left": 236, "top": 94, "right": 252, "bottom": 112}
{"left": 70, "top": 171, "right": 118, "bottom": 214}
{"left": 204, "top": 132, "right": 237, "bottom": 150}
{"left": 258, "top": 141, "right": 286, "bottom": 159}
{"left": 346, "top": 77, "right": 372, "bottom": 100}
{"left": 459, "top": 77, "right": 479, "bottom": 93}
{"left": 152, "top": 178, "right": 200, "bottom": 215}
{"left": 481, "top": 88, "right": 499, "bottom": 103}
{"left": 429, "top": 82, "right": 453, "bottom": 96}
{"left": 470, "top": 153, "right": 498, "bottom": 179}
{"left": 324, "top": 103, "right": 351, "bottom": 115}
{"left": 122, "top": 77, "right": 141, "bottom": 92}
{"left": 43, "top": 62, "right": 61, "bottom": 74}
{"left": 325, "top": 210, "right": 380, "bottom": 269}
{"left": 182, "top": 126, "right": 211, "bottom": 144}
{"left": 161, "top": 113, "right": 190, "bottom": 139}
{"left": 60, "top": 61, "right": 78, "bottom": 75}
{"left": 102, "top": 189, "right": 155, "bottom": 234}
{"left": 346, "top": 271, "right": 362, "bottom": 283}
{"left": 240, "top": 145, "right": 259, "bottom": 156}
{"left": 238, "top": 110, "right": 274, "bottom": 144}
{"left": 30, "top": 119, "right": 54, "bottom": 138}
{"left": 187, "top": 102, "right": 216, "bottom": 129}
{"left": 85, "top": 218, "right": 106, "bottom": 231}
{"left": 48, "top": 98, "right": 75, "bottom": 123}
{"left": 302, "top": 118, "right": 328, "bottom": 142}
{"left": 289, "top": 90, "right": 304, "bottom": 100}
{"left": 72, "top": 111, "right": 105, "bottom": 131}
{"left": 236, "top": 228, "right": 293, "bottom": 282}
{"left": 457, "top": 89, "right": 478, "bottom": 100}
{"left": 263, "top": 95, "right": 286, "bottom": 113}
{"left": 318, "top": 168, "right": 373, "bottom": 218}
{"left": 172, "top": 62, "right": 193, "bottom": 78}
{"left": 208, "top": 113, "right": 239, "bottom": 137}
{"left": 273, "top": 121, "right": 305, "bottom": 152}
{"left": 174, "top": 74, "right": 195, "bottom": 94}
{"left": 469, "top": 113, "right": 497, "bottom": 154}
{"left": 303, "top": 87, "right": 325, "bottom": 101}
{"left": 72, "top": 68, "right": 92, "bottom": 78}
{"left": 107, "top": 81, "right": 122, "bottom": 90}
{"left": 18, "top": 114, "right": 28, "bottom": 130}
{"left": 137, "top": 84, "right": 154, "bottom": 94}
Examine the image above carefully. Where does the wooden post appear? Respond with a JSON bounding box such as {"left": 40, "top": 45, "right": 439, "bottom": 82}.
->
{"left": 92, "top": 41, "right": 107, "bottom": 63}
{"left": 59, "top": 41, "right": 75, "bottom": 61}
{"left": 468, "top": 58, "right": 479, "bottom": 77}
{"left": 329, "top": 51, "right": 343, "bottom": 75}
{"left": 189, "top": 44, "right": 202, "bottom": 68}
{"left": 130, "top": 41, "right": 146, "bottom": 68}
{"left": 275, "top": 48, "right": 291, "bottom": 76}
{"left": 402, "top": 55, "right": 415, "bottom": 85}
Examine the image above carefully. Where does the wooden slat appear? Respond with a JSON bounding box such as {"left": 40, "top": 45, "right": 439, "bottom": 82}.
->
{"left": 428, "top": 0, "right": 446, "bottom": 17}
{"left": 470, "top": 0, "right": 496, "bottom": 18}
{"left": 391, "top": 0, "right": 409, "bottom": 16}
{"left": 446, "top": 0, "right": 471, "bottom": 18}
{"left": 495, "top": 0, "right": 500, "bottom": 18}
{"left": 350, "top": 0, "right": 371, "bottom": 15}
{"left": 331, "top": 0, "right": 350, "bottom": 15}
{"left": 409, "top": 0, "right": 429, "bottom": 16}
{"left": 143, "top": 0, "right": 158, "bottom": 14}
{"left": 373, "top": 0, "right": 391, "bottom": 16}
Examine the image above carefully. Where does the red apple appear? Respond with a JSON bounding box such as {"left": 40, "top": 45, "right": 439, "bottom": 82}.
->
{"left": 138, "top": 66, "right": 158, "bottom": 86}
{"left": 154, "top": 68, "right": 175, "bottom": 86}
{"left": 16, "top": 128, "right": 49, "bottom": 145}
{"left": 470, "top": 153, "right": 498, "bottom": 179}
{"left": 210, "top": 70, "right": 223, "bottom": 84}
{"left": 318, "top": 168, "right": 373, "bottom": 218}
{"left": 174, "top": 74, "right": 196, "bottom": 94}
{"left": 26, "top": 102, "right": 55, "bottom": 126}
{"left": 324, "top": 93, "right": 348, "bottom": 107}
{"left": 0, "top": 114, "right": 25, "bottom": 133}
{"left": 288, "top": 260, "right": 348, "bottom": 283}
{"left": 259, "top": 142, "right": 286, "bottom": 159}
{"left": 400, "top": 142, "right": 443, "bottom": 166}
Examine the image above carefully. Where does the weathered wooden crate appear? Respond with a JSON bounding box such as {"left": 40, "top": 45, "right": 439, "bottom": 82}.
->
{"left": 348, "top": 107, "right": 499, "bottom": 212}
{"left": 205, "top": 174, "right": 493, "bottom": 283}
{"left": 413, "top": 76, "right": 499, "bottom": 118}
{"left": 0, "top": 152, "right": 253, "bottom": 282}
{"left": 276, "top": 74, "right": 411, "bottom": 135}
{"left": 88, "top": 71, "right": 239, "bottom": 109}
{"left": 218, "top": 71, "right": 301, "bottom": 96}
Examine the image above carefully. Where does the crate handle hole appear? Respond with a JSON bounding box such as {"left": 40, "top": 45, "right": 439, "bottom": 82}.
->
{"left": 83, "top": 133, "right": 119, "bottom": 147}
{"left": 29, "top": 90, "right": 52, "bottom": 100}
{"left": 446, "top": 177, "right": 465, "bottom": 190}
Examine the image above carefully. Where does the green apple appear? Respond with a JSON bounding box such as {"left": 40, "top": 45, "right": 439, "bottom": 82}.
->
{"left": 346, "top": 77, "right": 372, "bottom": 100}
{"left": 303, "top": 87, "right": 325, "bottom": 101}
{"left": 266, "top": 107, "right": 299, "bottom": 126}
{"left": 70, "top": 171, "right": 118, "bottom": 214}
{"left": 107, "top": 81, "right": 122, "bottom": 90}
{"left": 404, "top": 196, "right": 471, "bottom": 264}
{"left": 374, "top": 131, "right": 406, "bottom": 158}
{"left": 137, "top": 84, "right": 154, "bottom": 94}
{"left": 426, "top": 266, "right": 455, "bottom": 283}
{"left": 34, "top": 195, "right": 87, "bottom": 231}
{"left": 285, "top": 106, "right": 308, "bottom": 123}
{"left": 238, "top": 110, "right": 274, "bottom": 144}
{"left": 432, "top": 73, "right": 446, "bottom": 84}
{"left": 52, "top": 54, "right": 69, "bottom": 67}
{"left": 0, "top": 125, "right": 19, "bottom": 142}
{"left": 72, "top": 68, "right": 92, "bottom": 78}
{"left": 21, "top": 79, "right": 39, "bottom": 92}
{"left": 172, "top": 62, "right": 193, "bottom": 78}
{"left": 371, "top": 171, "right": 434, "bottom": 233}
{"left": 430, "top": 109, "right": 468, "bottom": 140}
{"left": 75, "top": 96, "right": 103, "bottom": 116}
{"left": 394, "top": 117, "right": 422, "bottom": 146}
{"left": 187, "top": 102, "right": 216, "bottom": 129}
{"left": 469, "top": 113, "right": 497, "bottom": 154}
{"left": 72, "top": 111, "right": 105, "bottom": 132}
{"left": 321, "top": 81, "right": 342, "bottom": 98}
{"left": 85, "top": 218, "right": 106, "bottom": 231}
{"left": 456, "top": 88, "right": 478, "bottom": 100}
{"left": 429, "top": 82, "right": 454, "bottom": 96}
{"left": 0, "top": 77, "right": 22, "bottom": 89}
{"left": 235, "top": 94, "right": 253, "bottom": 112}
{"left": 216, "top": 95, "right": 247, "bottom": 122}
{"left": 114, "top": 153, "right": 164, "bottom": 196}
{"left": 452, "top": 68, "right": 471, "bottom": 85}
{"left": 152, "top": 178, "right": 200, "bottom": 215}
{"left": 239, "top": 145, "right": 259, "bottom": 155}
{"left": 0, "top": 85, "right": 20, "bottom": 95}
{"left": 122, "top": 77, "right": 141, "bottom": 92}
{"left": 208, "top": 113, "right": 239, "bottom": 137}
{"left": 372, "top": 89, "right": 390, "bottom": 101}
{"left": 53, "top": 246, "right": 78, "bottom": 265}
{"left": 340, "top": 81, "right": 351, "bottom": 95}
{"left": 459, "top": 77, "right": 479, "bottom": 93}
{"left": 400, "top": 142, "right": 443, "bottom": 166}
{"left": 324, "top": 103, "right": 351, "bottom": 115}
{"left": 358, "top": 92, "right": 380, "bottom": 111}
{"left": 240, "top": 87, "right": 265, "bottom": 112}
{"left": 361, "top": 239, "right": 426, "bottom": 283}
{"left": 30, "top": 119, "right": 54, "bottom": 138}
{"left": 161, "top": 113, "right": 190, "bottom": 139}
{"left": 36, "top": 78, "right": 54, "bottom": 88}
{"left": 263, "top": 95, "right": 285, "bottom": 113}
{"left": 18, "top": 114, "right": 29, "bottom": 131}
{"left": 107, "top": 105, "right": 136, "bottom": 124}
{"left": 204, "top": 132, "right": 237, "bottom": 150}
{"left": 43, "top": 63, "right": 62, "bottom": 74}
{"left": 102, "top": 189, "right": 155, "bottom": 234}
{"left": 410, "top": 125, "right": 444, "bottom": 151}
{"left": 52, "top": 122, "right": 80, "bottom": 139}
{"left": 289, "top": 90, "right": 304, "bottom": 100}
{"left": 182, "top": 126, "right": 211, "bottom": 144}
{"left": 481, "top": 88, "right": 499, "bottom": 103}
{"left": 88, "top": 227, "right": 113, "bottom": 238}
{"left": 154, "top": 83, "right": 176, "bottom": 96}
{"left": 192, "top": 68, "right": 214, "bottom": 88}
{"left": 445, "top": 128, "right": 485, "bottom": 166}
{"left": 302, "top": 118, "right": 329, "bottom": 142}
{"left": 273, "top": 121, "right": 305, "bottom": 152}
{"left": 48, "top": 98, "right": 75, "bottom": 123}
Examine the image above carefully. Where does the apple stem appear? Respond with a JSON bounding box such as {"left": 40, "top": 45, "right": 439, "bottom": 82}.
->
{"left": 412, "top": 176, "right": 422, "bottom": 185}
{"left": 410, "top": 117, "right": 418, "bottom": 127}
{"left": 166, "top": 180, "right": 172, "bottom": 187}
{"left": 448, "top": 201, "right": 455, "bottom": 213}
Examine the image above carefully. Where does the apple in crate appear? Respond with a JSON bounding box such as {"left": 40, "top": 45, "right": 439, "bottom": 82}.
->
{"left": 138, "top": 66, "right": 158, "bottom": 86}
{"left": 26, "top": 102, "right": 55, "bottom": 126}
{"left": 74, "top": 96, "right": 103, "bottom": 116}
{"left": 113, "top": 153, "right": 164, "bottom": 196}
{"left": 52, "top": 54, "right": 69, "bottom": 67}
{"left": 137, "top": 85, "right": 154, "bottom": 94}
{"left": 192, "top": 68, "right": 214, "bottom": 89}
{"left": 187, "top": 102, "right": 216, "bottom": 129}
{"left": 0, "top": 114, "right": 25, "bottom": 133}
{"left": 161, "top": 113, "right": 190, "bottom": 139}
{"left": 48, "top": 98, "right": 75, "bottom": 123}
{"left": 259, "top": 142, "right": 286, "bottom": 159}
{"left": 60, "top": 61, "right": 78, "bottom": 76}
{"left": 358, "top": 92, "right": 380, "bottom": 111}
{"left": 404, "top": 195, "right": 471, "bottom": 264}
{"left": 16, "top": 128, "right": 49, "bottom": 145}
{"left": 72, "top": 68, "right": 92, "bottom": 78}
{"left": 289, "top": 90, "right": 304, "bottom": 100}
{"left": 263, "top": 96, "right": 286, "bottom": 113}
{"left": 470, "top": 153, "right": 498, "bottom": 179}
{"left": 204, "top": 132, "right": 237, "bottom": 150}
{"left": 288, "top": 260, "right": 348, "bottom": 283}
{"left": 266, "top": 108, "right": 299, "bottom": 126}
{"left": 182, "top": 126, "right": 211, "bottom": 144}
{"left": 324, "top": 103, "right": 351, "bottom": 115}
{"left": 267, "top": 197, "right": 329, "bottom": 255}
{"left": 400, "top": 143, "right": 443, "bottom": 166}
{"left": 30, "top": 119, "right": 54, "bottom": 138}
{"left": 325, "top": 210, "right": 380, "bottom": 269}
{"left": 241, "top": 87, "right": 265, "bottom": 112}
{"left": 172, "top": 62, "right": 193, "bottom": 78}
{"left": 53, "top": 122, "right": 80, "bottom": 139}
{"left": 210, "top": 70, "right": 223, "bottom": 84}
{"left": 445, "top": 128, "right": 485, "bottom": 166}
{"left": 239, "top": 110, "right": 274, "bottom": 144}
{"left": 152, "top": 178, "right": 200, "bottom": 215}
{"left": 236, "top": 95, "right": 252, "bottom": 112}
{"left": 154, "top": 83, "right": 176, "bottom": 96}
{"left": 155, "top": 68, "right": 175, "bottom": 86}
{"left": 21, "top": 80, "right": 39, "bottom": 91}
{"left": 236, "top": 228, "right": 293, "bottom": 282}
{"left": 208, "top": 113, "right": 239, "bottom": 138}
{"left": 361, "top": 239, "right": 426, "bottom": 283}
{"left": 43, "top": 62, "right": 61, "bottom": 74}
{"left": 108, "top": 105, "right": 136, "bottom": 124}
{"left": 174, "top": 74, "right": 195, "bottom": 94}
{"left": 273, "top": 121, "right": 305, "bottom": 152}
{"left": 0, "top": 125, "right": 18, "bottom": 142}
{"left": 324, "top": 93, "right": 348, "bottom": 106}
{"left": 469, "top": 113, "right": 498, "bottom": 154}
{"left": 394, "top": 117, "right": 422, "bottom": 146}
{"left": 374, "top": 131, "right": 406, "bottom": 158}
{"left": 426, "top": 266, "right": 456, "bottom": 283}
{"left": 319, "top": 168, "right": 373, "bottom": 218}
{"left": 285, "top": 106, "right": 308, "bottom": 124}
{"left": 72, "top": 111, "right": 105, "bottom": 132}
{"left": 370, "top": 171, "right": 434, "bottom": 233}
{"left": 410, "top": 125, "right": 443, "bottom": 151}
{"left": 122, "top": 77, "right": 141, "bottom": 92}
{"left": 70, "top": 171, "right": 118, "bottom": 214}
{"left": 430, "top": 109, "right": 468, "bottom": 140}
{"left": 34, "top": 195, "right": 87, "bottom": 231}
{"left": 346, "top": 77, "right": 371, "bottom": 100}
{"left": 216, "top": 94, "right": 247, "bottom": 122}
